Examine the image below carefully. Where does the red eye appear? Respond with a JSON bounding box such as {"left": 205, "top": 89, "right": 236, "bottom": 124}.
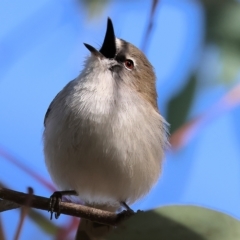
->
{"left": 124, "top": 59, "right": 134, "bottom": 70}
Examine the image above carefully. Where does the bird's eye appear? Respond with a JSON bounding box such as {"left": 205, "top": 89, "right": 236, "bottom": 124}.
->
{"left": 124, "top": 59, "right": 134, "bottom": 70}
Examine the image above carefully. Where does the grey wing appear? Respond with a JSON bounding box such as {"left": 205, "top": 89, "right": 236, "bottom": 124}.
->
{"left": 44, "top": 79, "right": 76, "bottom": 127}
{"left": 44, "top": 100, "right": 54, "bottom": 127}
{"left": 44, "top": 90, "right": 63, "bottom": 127}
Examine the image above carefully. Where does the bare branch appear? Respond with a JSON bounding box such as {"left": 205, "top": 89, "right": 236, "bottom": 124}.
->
{"left": 0, "top": 199, "right": 20, "bottom": 212}
{"left": 0, "top": 183, "right": 20, "bottom": 212}
{"left": 0, "top": 187, "right": 132, "bottom": 226}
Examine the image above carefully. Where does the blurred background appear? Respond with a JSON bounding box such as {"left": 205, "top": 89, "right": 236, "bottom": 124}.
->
{"left": 1, "top": 0, "right": 240, "bottom": 239}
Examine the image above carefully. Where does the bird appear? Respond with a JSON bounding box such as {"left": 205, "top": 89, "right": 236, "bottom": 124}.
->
{"left": 43, "top": 18, "right": 168, "bottom": 240}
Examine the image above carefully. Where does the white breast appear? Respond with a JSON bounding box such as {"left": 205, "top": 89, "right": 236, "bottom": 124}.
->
{"left": 43, "top": 59, "right": 167, "bottom": 210}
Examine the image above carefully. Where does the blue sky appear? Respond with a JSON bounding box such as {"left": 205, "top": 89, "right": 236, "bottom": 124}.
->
{"left": 1, "top": 0, "right": 240, "bottom": 239}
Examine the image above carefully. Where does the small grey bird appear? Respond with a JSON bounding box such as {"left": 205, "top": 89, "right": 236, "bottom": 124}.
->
{"left": 43, "top": 18, "right": 168, "bottom": 239}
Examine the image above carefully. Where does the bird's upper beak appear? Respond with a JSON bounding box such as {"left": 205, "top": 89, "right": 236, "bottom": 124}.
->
{"left": 84, "top": 18, "right": 116, "bottom": 59}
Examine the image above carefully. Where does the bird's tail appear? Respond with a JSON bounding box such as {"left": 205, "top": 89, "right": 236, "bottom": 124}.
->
{"left": 75, "top": 219, "right": 113, "bottom": 240}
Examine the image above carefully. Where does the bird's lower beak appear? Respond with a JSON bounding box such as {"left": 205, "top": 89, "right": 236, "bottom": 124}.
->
{"left": 84, "top": 43, "right": 104, "bottom": 59}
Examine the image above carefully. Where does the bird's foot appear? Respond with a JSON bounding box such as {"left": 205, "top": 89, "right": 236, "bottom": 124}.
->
{"left": 49, "top": 191, "right": 62, "bottom": 220}
{"left": 120, "top": 201, "right": 144, "bottom": 219}
{"left": 48, "top": 190, "right": 77, "bottom": 220}
{"left": 121, "top": 201, "right": 135, "bottom": 214}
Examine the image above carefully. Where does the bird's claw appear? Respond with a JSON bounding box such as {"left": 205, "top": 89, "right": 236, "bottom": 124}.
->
{"left": 49, "top": 191, "right": 62, "bottom": 220}
{"left": 121, "top": 201, "right": 135, "bottom": 214}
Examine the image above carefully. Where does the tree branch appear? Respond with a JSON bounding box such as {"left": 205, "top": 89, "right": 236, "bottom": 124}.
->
{"left": 0, "top": 187, "right": 132, "bottom": 226}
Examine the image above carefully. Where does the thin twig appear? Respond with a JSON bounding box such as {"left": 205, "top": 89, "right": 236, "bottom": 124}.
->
{"left": 0, "top": 187, "right": 132, "bottom": 226}
{"left": 141, "top": 0, "right": 160, "bottom": 52}
{"left": 0, "top": 216, "right": 5, "bottom": 240}
{"left": 14, "top": 187, "right": 33, "bottom": 240}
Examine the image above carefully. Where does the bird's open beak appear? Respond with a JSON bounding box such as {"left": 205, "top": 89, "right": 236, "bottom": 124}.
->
{"left": 84, "top": 18, "right": 116, "bottom": 59}
{"left": 84, "top": 43, "right": 103, "bottom": 59}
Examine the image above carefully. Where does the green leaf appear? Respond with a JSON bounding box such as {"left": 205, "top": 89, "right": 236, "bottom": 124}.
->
{"left": 204, "top": 2, "right": 240, "bottom": 43}
{"left": 107, "top": 205, "right": 240, "bottom": 240}
{"left": 166, "top": 75, "right": 197, "bottom": 134}
{"left": 220, "top": 44, "right": 240, "bottom": 83}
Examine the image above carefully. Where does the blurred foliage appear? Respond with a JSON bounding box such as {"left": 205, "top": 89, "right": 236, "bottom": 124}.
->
{"left": 205, "top": 2, "right": 240, "bottom": 43}
{"left": 166, "top": 0, "right": 240, "bottom": 134}
{"left": 78, "top": 0, "right": 110, "bottom": 18}
{"left": 221, "top": 44, "right": 240, "bottom": 83}
{"left": 204, "top": 1, "right": 240, "bottom": 83}
{"left": 28, "top": 209, "right": 59, "bottom": 235}
{"left": 2, "top": 0, "right": 240, "bottom": 239}
{"left": 166, "top": 75, "right": 197, "bottom": 134}
{"left": 0, "top": 217, "right": 5, "bottom": 240}
{"left": 107, "top": 205, "right": 240, "bottom": 240}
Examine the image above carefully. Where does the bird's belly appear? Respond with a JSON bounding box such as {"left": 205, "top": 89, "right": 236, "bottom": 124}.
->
{"left": 44, "top": 118, "right": 162, "bottom": 207}
{"left": 44, "top": 89, "right": 165, "bottom": 208}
